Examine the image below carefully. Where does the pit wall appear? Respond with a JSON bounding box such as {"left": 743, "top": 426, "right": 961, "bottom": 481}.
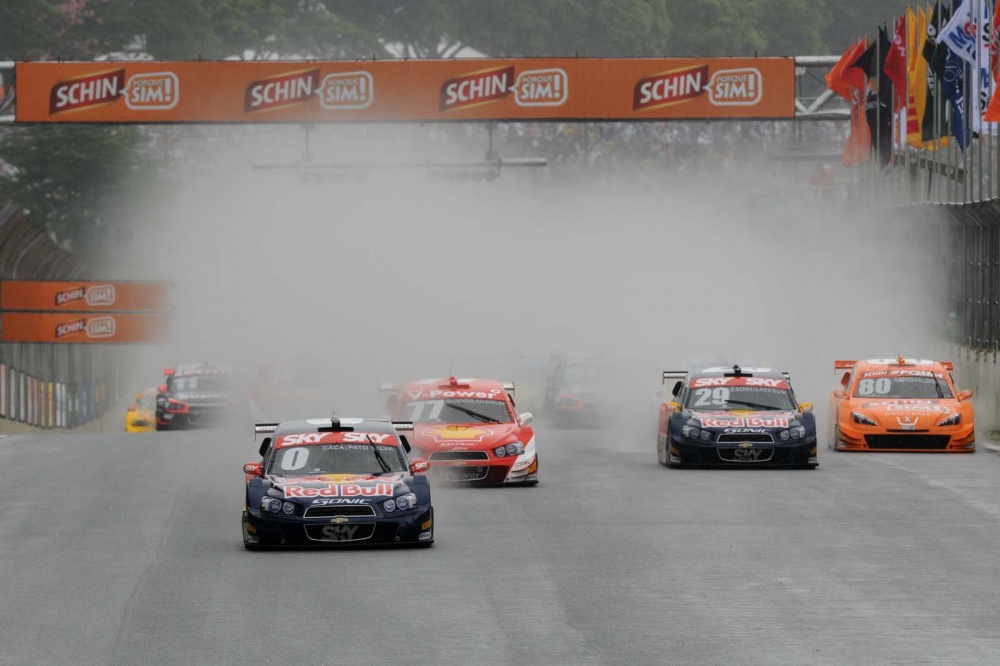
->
{"left": 0, "top": 204, "right": 119, "bottom": 435}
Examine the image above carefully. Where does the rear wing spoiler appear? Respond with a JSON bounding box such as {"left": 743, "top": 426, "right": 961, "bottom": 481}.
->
{"left": 662, "top": 371, "right": 687, "bottom": 384}
{"left": 379, "top": 383, "right": 400, "bottom": 400}
{"left": 782, "top": 372, "right": 791, "bottom": 381}
{"left": 834, "top": 360, "right": 856, "bottom": 369}
{"left": 502, "top": 381, "right": 515, "bottom": 397}
{"left": 254, "top": 423, "right": 279, "bottom": 436}
{"left": 940, "top": 361, "right": 954, "bottom": 371}
{"left": 391, "top": 421, "right": 414, "bottom": 432}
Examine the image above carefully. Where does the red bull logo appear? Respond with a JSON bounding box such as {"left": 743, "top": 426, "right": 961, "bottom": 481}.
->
{"left": 283, "top": 482, "right": 393, "bottom": 499}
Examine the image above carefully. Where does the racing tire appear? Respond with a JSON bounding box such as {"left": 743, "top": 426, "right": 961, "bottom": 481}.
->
{"left": 829, "top": 425, "right": 841, "bottom": 451}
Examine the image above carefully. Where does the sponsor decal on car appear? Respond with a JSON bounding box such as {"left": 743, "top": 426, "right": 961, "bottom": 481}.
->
{"left": 690, "top": 377, "right": 788, "bottom": 389}
{"left": 407, "top": 388, "right": 506, "bottom": 400}
{"left": 423, "top": 425, "right": 493, "bottom": 443}
{"left": 283, "top": 482, "right": 393, "bottom": 499}
{"left": 277, "top": 431, "right": 396, "bottom": 447}
{"left": 699, "top": 416, "right": 790, "bottom": 428}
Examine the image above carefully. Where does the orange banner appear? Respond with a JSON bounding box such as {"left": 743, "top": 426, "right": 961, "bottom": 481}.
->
{"left": 0, "top": 313, "right": 169, "bottom": 343}
{"left": 0, "top": 280, "right": 170, "bottom": 312}
{"left": 15, "top": 58, "right": 795, "bottom": 123}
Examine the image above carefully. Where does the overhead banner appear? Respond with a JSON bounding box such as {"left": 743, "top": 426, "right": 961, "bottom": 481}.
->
{"left": 14, "top": 58, "right": 796, "bottom": 123}
{"left": 0, "top": 313, "right": 169, "bottom": 343}
{"left": 0, "top": 280, "right": 170, "bottom": 312}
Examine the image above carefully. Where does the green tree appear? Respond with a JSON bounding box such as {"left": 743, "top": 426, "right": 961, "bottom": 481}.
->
{"left": 0, "top": 126, "right": 160, "bottom": 257}
{"left": 0, "top": 1, "right": 65, "bottom": 60}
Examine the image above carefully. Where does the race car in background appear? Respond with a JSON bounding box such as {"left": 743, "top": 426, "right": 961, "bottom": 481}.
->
{"left": 155, "top": 363, "right": 239, "bottom": 431}
{"left": 543, "top": 353, "right": 607, "bottom": 428}
{"left": 383, "top": 376, "right": 538, "bottom": 485}
{"left": 657, "top": 365, "right": 818, "bottom": 468}
{"left": 125, "top": 387, "right": 157, "bottom": 433}
{"left": 828, "top": 357, "right": 975, "bottom": 452}
{"left": 243, "top": 416, "right": 433, "bottom": 548}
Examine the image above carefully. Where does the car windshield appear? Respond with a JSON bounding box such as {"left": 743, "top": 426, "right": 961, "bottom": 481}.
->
{"left": 853, "top": 376, "right": 953, "bottom": 399}
{"left": 400, "top": 398, "right": 512, "bottom": 424}
{"left": 685, "top": 385, "right": 795, "bottom": 411}
{"left": 269, "top": 443, "right": 408, "bottom": 475}
{"left": 169, "top": 376, "right": 232, "bottom": 393}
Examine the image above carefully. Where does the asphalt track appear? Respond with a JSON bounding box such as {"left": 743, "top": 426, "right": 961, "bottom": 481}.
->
{"left": 1, "top": 424, "right": 1000, "bottom": 665}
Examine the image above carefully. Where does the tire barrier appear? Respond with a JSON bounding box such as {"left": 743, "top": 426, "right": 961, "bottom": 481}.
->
{"left": 0, "top": 203, "right": 118, "bottom": 433}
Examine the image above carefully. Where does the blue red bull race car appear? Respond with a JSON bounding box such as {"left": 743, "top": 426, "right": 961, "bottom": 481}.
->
{"left": 656, "top": 365, "right": 818, "bottom": 468}
{"left": 242, "top": 416, "right": 434, "bottom": 548}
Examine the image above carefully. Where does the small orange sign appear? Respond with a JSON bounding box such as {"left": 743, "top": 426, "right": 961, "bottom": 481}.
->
{"left": 0, "top": 313, "right": 169, "bottom": 343}
{"left": 0, "top": 280, "right": 170, "bottom": 312}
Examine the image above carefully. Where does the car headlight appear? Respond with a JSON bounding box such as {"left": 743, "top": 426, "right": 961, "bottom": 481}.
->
{"left": 282, "top": 501, "right": 296, "bottom": 515}
{"left": 383, "top": 493, "right": 417, "bottom": 513}
{"left": 682, "top": 425, "right": 701, "bottom": 439}
{"left": 494, "top": 442, "right": 525, "bottom": 457}
{"left": 852, "top": 412, "right": 878, "bottom": 426}
{"left": 779, "top": 429, "right": 790, "bottom": 441}
{"left": 260, "top": 497, "right": 283, "bottom": 513}
{"left": 938, "top": 412, "right": 961, "bottom": 426}
{"left": 700, "top": 430, "right": 712, "bottom": 441}
{"left": 789, "top": 426, "right": 806, "bottom": 440}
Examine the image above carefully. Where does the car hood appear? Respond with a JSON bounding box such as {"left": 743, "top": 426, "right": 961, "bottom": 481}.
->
{"left": 266, "top": 472, "right": 409, "bottom": 500}
{"left": 412, "top": 423, "right": 519, "bottom": 451}
{"left": 686, "top": 410, "right": 800, "bottom": 430}
{"left": 850, "top": 399, "right": 956, "bottom": 427}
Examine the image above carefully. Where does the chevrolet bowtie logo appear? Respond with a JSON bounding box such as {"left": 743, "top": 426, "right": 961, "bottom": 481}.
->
{"left": 330, "top": 517, "right": 349, "bottom": 524}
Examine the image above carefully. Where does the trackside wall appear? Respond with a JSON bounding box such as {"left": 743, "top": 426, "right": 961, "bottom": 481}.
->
{"left": 0, "top": 204, "right": 120, "bottom": 434}
{"left": 885, "top": 201, "right": 1000, "bottom": 434}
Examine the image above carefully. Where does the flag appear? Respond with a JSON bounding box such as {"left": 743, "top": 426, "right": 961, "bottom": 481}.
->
{"left": 864, "top": 27, "right": 896, "bottom": 165}
{"left": 988, "top": 0, "right": 1000, "bottom": 120}
{"left": 940, "top": 0, "right": 977, "bottom": 65}
{"left": 924, "top": 3, "right": 953, "bottom": 142}
{"left": 942, "top": 49, "right": 971, "bottom": 149}
{"left": 827, "top": 39, "right": 871, "bottom": 164}
{"left": 907, "top": 8, "right": 927, "bottom": 148}
{"left": 883, "top": 15, "right": 908, "bottom": 109}
{"left": 826, "top": 40, "right": 868, "bottom": 100}
{"left": 940, "top": 0, "right": 990, "bottom": 132}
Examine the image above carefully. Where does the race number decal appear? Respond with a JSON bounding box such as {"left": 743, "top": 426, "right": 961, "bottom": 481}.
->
{"left": 694, "top": 387, "right": 729, "bottom": 407}
{"left": 280, "top": 447, "right": 309, "bottom": 471}
{"left": 857, "top": 378, "right": 891, "bottom": 396}
{"left": 403, "top": 400, "right": 445, "bottom": 421}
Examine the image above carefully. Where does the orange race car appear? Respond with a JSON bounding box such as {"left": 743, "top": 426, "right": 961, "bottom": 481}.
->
{"left": 828, "top": 357, "right": 975, "bottom": 453}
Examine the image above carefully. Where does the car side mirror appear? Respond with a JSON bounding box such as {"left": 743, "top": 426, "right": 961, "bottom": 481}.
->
{"left": 519, "top": 412, "right": 533, "bottom": 425}
{"left": 410, "top": 459, "right": 430, "bottom": 474}
{"left": 833, "top": 389, "right": 846, "bottom": 399}
{"left": 798, "top": 402, "right": 814, "bottom": 414}
{"left": 258, "top": 436, "right": 272, "bottom": 457}
{"left": 243, "top": 462, "right": 264, "bottom": 477}
{"left": 840, "top": 372, "right": 850, "bottom": 388}
{"left": 399, "top": 434, "right": 412, "bottom": 453}
{"left": 958, "top": 389, "right": 973, "bottom": 402}
{"left": 666, "top": 401, "right": 681, "bottom": 413}
{"left": 671, "top": 381, "right": 682, "bottom": 397}
{"left": 158, "top": 384, "right": 167, "bottom": 393}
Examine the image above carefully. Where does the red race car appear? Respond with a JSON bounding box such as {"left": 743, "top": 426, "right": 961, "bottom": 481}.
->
{"left": 383, "top": 376, "right": 538, "bottom": 485}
